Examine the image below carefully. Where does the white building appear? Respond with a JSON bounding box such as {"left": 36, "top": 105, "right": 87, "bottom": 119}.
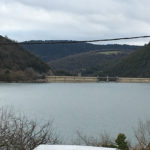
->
{"left": 34, "top": 145, "right": 117, "bottom": 150}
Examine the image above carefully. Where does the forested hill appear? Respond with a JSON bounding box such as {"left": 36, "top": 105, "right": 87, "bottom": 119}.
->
{"left": 0, "top": 36, "right": 51, "bottom": 81}
{"left": 49, "top": 50, "right": 132, "bottom": 75}
{"left": 22, "top": 40, "right": 141, "bottom": 61}
{"left": 100, "top": 43, "right": 150, "bottom": 77}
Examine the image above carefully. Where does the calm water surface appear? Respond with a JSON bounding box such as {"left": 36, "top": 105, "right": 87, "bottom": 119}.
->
{"left": 0, "top": 82, "right": 150, "bottom": 143}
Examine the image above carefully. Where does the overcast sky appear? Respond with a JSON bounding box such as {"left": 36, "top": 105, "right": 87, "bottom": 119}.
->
{"left": 0, "top": 0, "right": 150, "bottom": 45}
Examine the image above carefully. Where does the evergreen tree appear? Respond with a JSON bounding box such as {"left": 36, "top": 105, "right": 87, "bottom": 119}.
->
{"left": 115, "top": 133, "right": 129, "bottom": 150}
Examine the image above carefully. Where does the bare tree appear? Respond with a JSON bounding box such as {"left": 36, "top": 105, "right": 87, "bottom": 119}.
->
{"left": 74, "top": 131, "right": 115, "bottom": 147}
{"left": 0, "top": 107, "right": 61, "bottom": 150}
{"left": 134, "top": 120, "right": 150, "bottom": 150}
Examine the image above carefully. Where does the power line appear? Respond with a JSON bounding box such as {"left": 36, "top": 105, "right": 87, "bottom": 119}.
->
{"left": 1, "top": 35, "right": 150, "bottom": 45}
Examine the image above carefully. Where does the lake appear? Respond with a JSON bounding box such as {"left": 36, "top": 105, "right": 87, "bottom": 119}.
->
{"left": 0, "top": 82, "right": 150, "bottom": 144}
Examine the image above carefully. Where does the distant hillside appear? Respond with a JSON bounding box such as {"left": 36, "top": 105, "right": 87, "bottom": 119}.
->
{"left": 0, "top": 36, "right": 52, "bottom": 81}
{"left": 99, "top": 43, "right": 150, "bottom": 77}
{"left": 22, "top": 41, "right": 140, "bottom": 62}
{"left": 49, "top": 50, "right": 132, "bottom": 75}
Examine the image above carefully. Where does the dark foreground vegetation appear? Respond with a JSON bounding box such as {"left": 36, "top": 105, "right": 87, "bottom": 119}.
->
{"left": 0, "top": 107, "right": 149, "bottom": 150}
{"left": 0, "top": 36, "right": 52, "bottom": 82}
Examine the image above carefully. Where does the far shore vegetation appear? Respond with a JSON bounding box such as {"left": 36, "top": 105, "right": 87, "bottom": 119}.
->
{"left": 0, "top": 35, "right": 150, "bottom": 82}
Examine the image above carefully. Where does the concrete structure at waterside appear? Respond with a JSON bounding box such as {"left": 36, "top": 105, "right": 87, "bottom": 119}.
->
{"left": 46, "top": 76, "right": 99, "bottom": 82}
{"left": 45, "top": 76, "right": 150, "bottom": 83}
{"left": 117, "top": 77, "right": 150, "bottom": 83}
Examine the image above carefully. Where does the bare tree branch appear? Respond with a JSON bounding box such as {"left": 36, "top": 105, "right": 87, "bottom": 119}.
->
{"left": 0, "top": 107, "right": 61, "bottom": 150}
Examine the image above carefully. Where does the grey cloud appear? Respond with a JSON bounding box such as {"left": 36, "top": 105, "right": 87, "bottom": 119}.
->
{"left": 0, "top": 0, "right": 150, "bottom": 45}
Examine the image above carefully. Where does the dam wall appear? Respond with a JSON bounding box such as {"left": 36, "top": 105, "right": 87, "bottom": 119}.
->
{"left": 117, "top": 77, "right": 150, "bottom": 83}
{"left": 45, "top": 76, "right": 150, "bottom": 83}
{"left": 46, "top": 76, "right": 99, "bottom": 83}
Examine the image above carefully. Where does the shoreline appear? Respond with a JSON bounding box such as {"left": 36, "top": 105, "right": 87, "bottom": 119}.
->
{"left": 45, "top": 76, "right": 150, "bottom": 83}
{"left": 1, "top": 76, "right": 150, "bottom": 83}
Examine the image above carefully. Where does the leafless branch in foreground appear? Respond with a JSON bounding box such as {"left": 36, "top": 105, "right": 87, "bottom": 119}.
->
{"left": 0, "top": 107, "right": 61, "bottom": 150}
{"left": 134, "top": 120, "right": 150, "bottom": 150}
{"left": 74, "top": 131, "right": 115, "bottom": 147}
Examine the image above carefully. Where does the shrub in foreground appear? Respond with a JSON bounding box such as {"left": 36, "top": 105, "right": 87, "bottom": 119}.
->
{"left": 0, "top": 107, "right": 60, "bottom": 150}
